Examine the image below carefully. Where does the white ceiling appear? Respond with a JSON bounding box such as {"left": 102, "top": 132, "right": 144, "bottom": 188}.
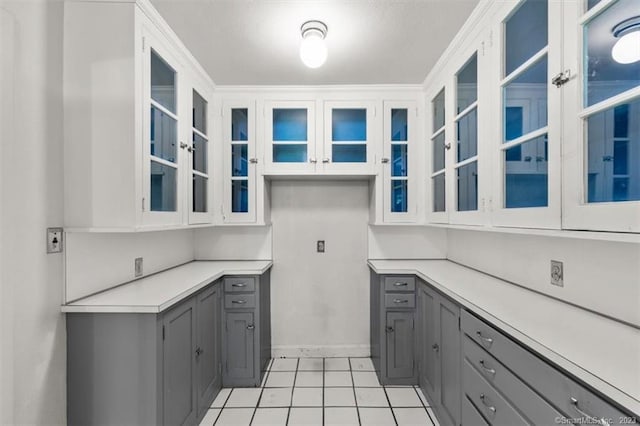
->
{"left": 151, "top": 0, "right": 480, "bottom": 85}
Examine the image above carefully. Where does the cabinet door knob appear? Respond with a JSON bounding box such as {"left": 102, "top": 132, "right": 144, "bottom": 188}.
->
{"left": 445, "top": 143, "right": 452, "bottom": 150}
{"left": 322, "top": 158, "right": 330, "bottom": 163}
{"left": 385, "top": 326, "right": 394, "bottom": 333}
{"left": 195, "top": 347, "right": 203, "bottom": 357}
{"left": 246, "top": 324, "right": 255, "bottom": 330}
{"left": 249, "top": 158, "right": 258, "bottom": 164}
{"left": 381, "top": 158, "right": 390, "bottom": 164}
{"left": 179, "top": 142, "right": 188, "bottom": 150}
{"left": 309, "top": 158, "right": 317, "bottom": 164}
{"left": 432, "top": 343, "right": 439, "bottom": 353}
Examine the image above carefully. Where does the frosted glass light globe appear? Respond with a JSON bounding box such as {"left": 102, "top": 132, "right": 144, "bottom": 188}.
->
{"left": 300, "top": 31, "right": 327, "bottom": 68}
{"left": 612, "top": 31, "right": 640, "bottom": 64}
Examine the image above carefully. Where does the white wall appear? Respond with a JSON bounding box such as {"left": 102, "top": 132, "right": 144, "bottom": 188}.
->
{"left": 270, "top": 180, "right": 370, "bottom": 357}
{"left": 194, "top": 226, "right": 272, "bottom": 261}
{"left": 65, "top": 230, "right": 195, "bottom": 302}
{"left": 368, "top": 225, "right": 447, "bottom": 259}
{"left": 446, "top": 229, "right": 640, "bottom": 327}
{"left": 0, "top": 1, "right": 66, "bottom": 424}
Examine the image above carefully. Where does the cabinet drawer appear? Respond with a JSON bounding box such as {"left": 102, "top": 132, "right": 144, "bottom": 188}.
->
{"left": 384, "top": 293, "right": 415, "bottom": 309}
{"left": 463, "top": 396, "right": 489, "bottom": 426}
{"left": 384, "top": 276, "right": 415, "bottom": 292}
{"left": 463, "top": 360, "right": 528, "bottom": 426}
{"left": 224, "top": 294, "right": 256, "bottom": 309}
{"left": 224, "top": 277, "right": 256, "bottom": 293}
{"left": 461, "top": 311, "right": 633, "bottom": 425}
{"left": 463, "top": 336, "right": 566, "bottom": 425}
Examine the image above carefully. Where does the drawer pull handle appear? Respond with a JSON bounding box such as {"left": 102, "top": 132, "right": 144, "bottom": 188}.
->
{"left": 570, "top": 397, "right": 610, "bottom": 426}
{"left": 246, "top": 324, "right": 255, "bottom": 330}
{"left": 393, "top": 282, "right": 408, "bottom": 287}
{"left": 232, "top": 283, "right": 247, "bottom": 287}
{"left": 232, "top": 300, "right": 247, "bottom": 304}
{"left": 393, "top": 299, "right": 409, "bottom": 304}
{"left": 386, "top": 326, "right": 395, "bottom": 333}
{"left": 479, "top": 394, "right": 496, "bottom": 415}
{"left": 479, "top": 360, "right": 496, "bottom": 376}
{"left": 476, "top": 331, "right": 494, "bottom": 346}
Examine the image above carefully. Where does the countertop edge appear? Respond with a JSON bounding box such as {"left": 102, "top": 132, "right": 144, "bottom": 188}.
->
{"left": 367, "top": 259, "right": 640, "bottom": 416}
{"left": 62, "top": 260, "right": 273, "bottom": 314}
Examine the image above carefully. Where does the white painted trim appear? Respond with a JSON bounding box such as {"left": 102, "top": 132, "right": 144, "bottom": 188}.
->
{"left": 271, "top": 345, "right": 370, "bottom": 358}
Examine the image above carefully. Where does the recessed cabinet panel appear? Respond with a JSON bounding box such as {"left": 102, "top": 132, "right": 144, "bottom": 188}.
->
{"left": 386, "top": 312, "right": 415, "bottom": 380}
{"left": 265, "top": 101, "right": 316, "bottom": 173}
{"left": 225, "top": 312, "right": 255, "bottom": 380}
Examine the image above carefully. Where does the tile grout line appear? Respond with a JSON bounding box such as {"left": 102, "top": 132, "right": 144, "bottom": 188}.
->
{"left": 348, "top": 358, "right": 363, "bottom": 426}
{"left": 382, "top": 385, "right": 399, "bottom": 426}
{"left": 412, "top": 385, "right": 436, "bottom": 426}
{"left": 322, "top": 358, "right": 325, "bottom": 426}
{"left": 285, "top": 358, "right": 300, "bottom": 425}
{"left": 212, "top": 387, "right": 234, "bottom": 426}
{"left": 248, "top": 361, "right": 272, "bottom": 425}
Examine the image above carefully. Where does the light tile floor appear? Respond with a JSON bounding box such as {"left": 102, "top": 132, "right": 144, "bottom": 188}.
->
{"left": 200, "top": 357, "right": 438, "bottom": 426}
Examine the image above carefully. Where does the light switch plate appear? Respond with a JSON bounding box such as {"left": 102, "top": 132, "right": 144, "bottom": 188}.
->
{"left": 46, "top": 228, "right": 63, "bottom": 253}
{"left": 550, "top": 260, "right": 563, "bottom": 287}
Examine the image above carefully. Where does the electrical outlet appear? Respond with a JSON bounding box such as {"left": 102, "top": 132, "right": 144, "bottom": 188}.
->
{"left": 46, "top": 228, "right": 63, "bottom": 253}
{"left": 317, "top": 240, "right": 325, "bottom": 253}
{"left": 550, "top": 260, "right": 563, "bottom": 287}
{"left": 135, "top": 257, "right": 143, "bottom": 277}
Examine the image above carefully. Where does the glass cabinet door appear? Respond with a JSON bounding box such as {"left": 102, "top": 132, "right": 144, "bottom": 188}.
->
{"left": 430, "top": 88, "right": 447, "bottom": 218}
{"left": 265, "top": 100, "right": 316, "bottom": 173}
{"left": 143, "top": 38, "right": 184, "bottom": 227}
{"left": 224, "top": 102, "right": 256, "bottom": 223}
{"left": 323, "top": 101, "right": 376, "bottom": 173}
{"left": 383, "top": 102, "right": 416, "bottom": 222}
{"left": 189, "top": 87, "right": 211, "bottom": 224}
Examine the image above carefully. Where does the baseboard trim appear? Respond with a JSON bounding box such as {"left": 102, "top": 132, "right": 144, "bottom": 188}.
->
{"left": 271, "top": 344, "right": 370, "bottom": 358}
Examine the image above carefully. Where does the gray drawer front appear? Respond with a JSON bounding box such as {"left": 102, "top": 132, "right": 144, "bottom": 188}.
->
{"left": 461, "top": 310, "right": 632, "bottom": 425}
{"left": 224, "top": 277, "right": 256, "bottom": 293}
{"left": 463, "top": 336, "right": 566, "bottom": 425}
{"left": 224, "top": 294, "right": 256, "bottom": 310}
{"left": 463, "top": 360, "right": 529, "bottom": 426}
{"left": 384, "top": 293, "right": 415, "bottom": 309}
{"left": 384, "top": 276, "right": 415, "bottom": 292}
{"left": 463, "top": 396, "right": 489, "bottom": 426}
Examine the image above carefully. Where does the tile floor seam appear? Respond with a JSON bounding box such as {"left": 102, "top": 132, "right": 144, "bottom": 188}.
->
{"left": 248, "top": 364, "right": 271, "bottom": 425}
{"left": 412, "top": 385, "right": 436, "bottom": 426}
{"left": 381, "top": 386, "right": 399, "bottom": 426}
{"left": 348, "top": 358, "right": 363, "bottom": 426}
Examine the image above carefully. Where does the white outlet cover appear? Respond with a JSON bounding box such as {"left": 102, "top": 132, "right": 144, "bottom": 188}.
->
{"left": 46, "top": 228, "right": 63, "bottom": 253}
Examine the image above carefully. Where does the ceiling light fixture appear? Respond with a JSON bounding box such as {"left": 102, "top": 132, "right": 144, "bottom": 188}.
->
{"left": 611, "top": 16, "right": 640, "bottom": 64}
{"left": 300, "top": 20, "right": 328, "bottom": 69}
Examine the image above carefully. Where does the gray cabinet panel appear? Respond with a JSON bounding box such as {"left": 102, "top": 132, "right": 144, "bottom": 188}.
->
{"left": 386, "top": 311, "right": 415, "bottom": 379}
{"left": 384, "top": 276, "right": 416, "bottom": 292}
{"left": 224, "top": 293, "right": 256, "bottom": 309}
{"left": 418, "top": 283, "right": 439, "bottom": 403}
{"left": 463, "top": 336, "right": 565, "bottom": 425}
{"left": 438, "top": 296, "right": 461, "bottom": 426}
{"left": 463, "top": 359, "right": 529, "bottom": 425}
{"left": 163, "top": 299, "right": 197, "bottom": 426}
{"left": 224, "top": 277, "right": 256, "bottom": 293}
{"left": 385, "top": 293, "right": 415, "bottom": 309}
{"left": 370, "top": 270, "right": 382, "bottom": 374}
{"left": 196, "top": 285, "right": 222, "bottom": 420}
{"left": 463, "top": 395, "right": 489, "bottom": 426}
{"left": 225, "top": 311, "right": 256, "bottom": 380}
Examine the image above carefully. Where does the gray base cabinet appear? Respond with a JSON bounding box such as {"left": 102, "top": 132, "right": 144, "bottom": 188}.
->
{"left": 417, "top": 280, "right": 461, "bottom": 426}
{"left": 222, "top": 271, "right": 271, "bottom": 387}
{"left": 371, "top": 272, "right": 417, "bottom": 385}
{"left": 68, "top": 281, "right": 223, "bottom": 426}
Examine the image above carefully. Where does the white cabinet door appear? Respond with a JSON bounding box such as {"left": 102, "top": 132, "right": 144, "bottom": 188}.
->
{"left": 382, "top": 101, "right": 418, "bottom": 222}
{"left": 188, "top": 75, "right": 213, "bottom": 225}
{"left": 264, "top": 100, "right": 317, "bottom": 174}
{"left": 223, "top": 101, "right": 258, "bottom": 223}
{"left": 322, "top": 100, "right": 378, "bottom": 174}
{"left": 141, "top": 26, "right": 186, "bottom": 227}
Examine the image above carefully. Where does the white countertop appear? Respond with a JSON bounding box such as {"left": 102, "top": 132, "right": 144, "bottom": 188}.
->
{"left": 368, "top": 259, "right": 640, "bottom": 415}
{"left": 62, "top": 260, "right": 273, "bottom": 314}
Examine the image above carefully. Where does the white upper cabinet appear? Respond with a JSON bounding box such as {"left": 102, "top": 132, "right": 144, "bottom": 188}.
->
{"left": 562, "top": 0, "right": 640, "bottom": 232}
{"left": 323, "top": 100, "right": 377, "bottom": 174}
{"left": 63, "top": 0, "right": 214, "bottom": 231}
{"left": 264, "top": 100, "right": 317, "bottom": 174}
{"left": 381, "top": 101, "right": 420, "bottom": 223}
